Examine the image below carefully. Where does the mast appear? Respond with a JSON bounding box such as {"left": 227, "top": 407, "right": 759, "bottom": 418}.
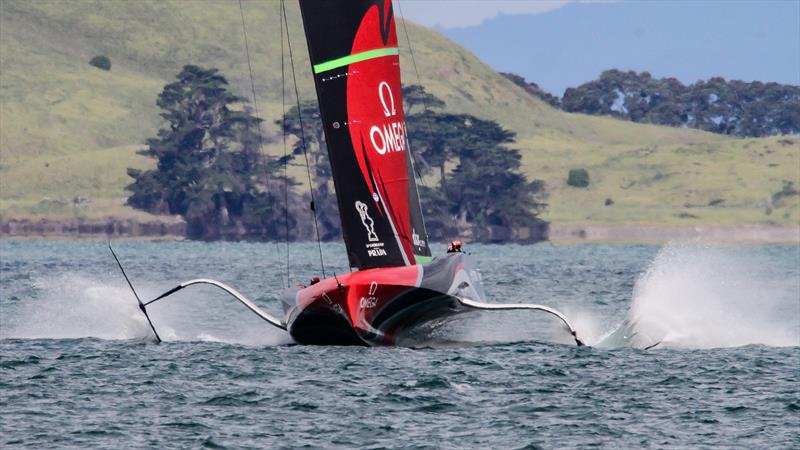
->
{"left": 298, "top": 0, "right": 431, "bottom": 269}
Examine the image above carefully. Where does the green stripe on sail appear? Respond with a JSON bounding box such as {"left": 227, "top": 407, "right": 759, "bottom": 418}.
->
{"left": 414, "top": 255, "right": 432, "bottom": 264}
{"left": 313, "top": 47, "right": 399, "bottom": 74}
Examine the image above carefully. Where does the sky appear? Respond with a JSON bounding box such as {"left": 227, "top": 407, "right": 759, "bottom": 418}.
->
{"left": 396, "top": 0, "right": 800, "bottom": 95}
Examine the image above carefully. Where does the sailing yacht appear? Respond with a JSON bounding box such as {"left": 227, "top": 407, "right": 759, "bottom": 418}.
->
{"left": 111, "top": 0, "right": 583, "bottom": 347}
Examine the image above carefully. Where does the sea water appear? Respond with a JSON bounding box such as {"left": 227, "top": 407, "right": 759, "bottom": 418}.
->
{"left": 1, "top": 240, "right": 798, "bottom": 448}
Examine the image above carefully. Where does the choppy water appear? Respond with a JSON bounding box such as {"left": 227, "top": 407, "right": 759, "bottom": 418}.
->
{"left": 1, "top": 240, "right": 798, "bottom": 448}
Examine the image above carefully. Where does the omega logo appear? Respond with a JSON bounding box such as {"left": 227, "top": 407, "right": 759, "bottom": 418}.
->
{"left": 369, "top": 81, "right": 407, "bottom": 156}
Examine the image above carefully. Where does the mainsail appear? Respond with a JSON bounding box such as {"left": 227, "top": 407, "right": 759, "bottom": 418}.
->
{"left": 299, "top": 0, "right": 430, "bottom": 269}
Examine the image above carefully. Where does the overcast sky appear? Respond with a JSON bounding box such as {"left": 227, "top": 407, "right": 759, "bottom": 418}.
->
{"left": 396, "top": 0, "right": 615, "bottom": 29}
{"left": 395, "top": 0, "right": 800, "bottom": 95}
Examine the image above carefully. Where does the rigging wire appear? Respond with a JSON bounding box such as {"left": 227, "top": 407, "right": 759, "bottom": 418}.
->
{"left": 397, "top": 0, "right": 455, "bottom": 242}
{"left": 280, "top": 0, "right": 291, "bottom": 288}
{"left": 238, "top": 0, "right": 286, "bottom": 284}
{"left": 396, "top": 0, "right": 434, "bottom": 187}
{"left": 282, "top": 1, "right": 326, "bottom": 279}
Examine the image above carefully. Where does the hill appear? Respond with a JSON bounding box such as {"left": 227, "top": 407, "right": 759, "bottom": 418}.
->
{"left": 1, "top": 0, "right": 797, "bottom": 236}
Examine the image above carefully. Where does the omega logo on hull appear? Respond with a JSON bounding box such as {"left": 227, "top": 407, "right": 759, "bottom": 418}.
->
{"left": 359, "top": 281, "right": 379, "bottom": 309}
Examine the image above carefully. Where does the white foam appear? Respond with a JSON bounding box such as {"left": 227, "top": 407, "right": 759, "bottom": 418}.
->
{"left": 2, "top": 274, "right": 291, "bottom": 346}
{"left": 608, "top": 243, "right": 800, "bottom": 349}
{"left": 1, "top": 275, "right": 148, "bottom": 340}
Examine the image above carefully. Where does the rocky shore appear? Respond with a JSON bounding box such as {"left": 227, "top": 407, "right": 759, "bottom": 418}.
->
{"left": 2, "top": 218, "right": 797, "bottom": 244}
{"left": 0, "top": 218, "right": 186, "bottom": 239}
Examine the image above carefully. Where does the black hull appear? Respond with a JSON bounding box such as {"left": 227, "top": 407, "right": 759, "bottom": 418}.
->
{"left": 281, "top": 253, "right": 485, "bottom": 346}
{"left": 283, "top": 300, "right": 364, "bottom": 346}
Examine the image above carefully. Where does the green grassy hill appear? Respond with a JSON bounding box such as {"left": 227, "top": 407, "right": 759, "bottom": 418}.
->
{"left": 1, "top": 0, "right": 797, "bottom": 230}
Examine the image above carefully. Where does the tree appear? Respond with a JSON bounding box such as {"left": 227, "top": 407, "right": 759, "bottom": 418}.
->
{"left": 127, "top": 65, "right": 293, "bottom": 240}
{"left": 560, "top": 69, "right": 800, "bottom": 137}
{"left": 403, "top": 86, "right": 548, "bottom": 239}
{"left": 407, "top": 111, "right": 473, "bottom": 195}
{"left": 408, "top": 109, "right": 515, "bottom": 196}
{"left": 402, "top": 84, "right": 446, "bottom": 114}
{"left": 499, "top": 72, "right": 561, "bottom": 108}
{"left": 89, "top": 55, "right": 111, "bottom": 71}
{"left": 276, "top": 85, "right": 549, "bottom": 243}
{"left": 567, "top": 169, "right": 590, "bottom": 188}
{"left": 446, "top": 120, "right": 547, "bottom": 230}
{"left": 278, "top": 101, "right": 342, "bottom": 240}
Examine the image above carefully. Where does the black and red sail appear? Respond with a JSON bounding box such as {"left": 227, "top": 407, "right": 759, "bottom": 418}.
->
{"left": 299, "top": 0, "right": 430, "bottom": 270}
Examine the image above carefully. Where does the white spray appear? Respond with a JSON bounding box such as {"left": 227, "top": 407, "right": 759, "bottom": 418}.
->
{"left": 599, "top": 243, "right": 800, "bottom": 349}
{"left": 1, "top": 274, "right": 290, "bottom": 346}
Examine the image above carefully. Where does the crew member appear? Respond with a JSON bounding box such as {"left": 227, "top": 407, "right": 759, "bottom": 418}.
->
{"left": 447, "top": 239, "right": 463, "bottom": 253}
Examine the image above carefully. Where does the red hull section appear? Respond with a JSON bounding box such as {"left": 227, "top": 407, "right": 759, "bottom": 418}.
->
{"left": 281, "top": 253, "right": 485, "bottom": 345}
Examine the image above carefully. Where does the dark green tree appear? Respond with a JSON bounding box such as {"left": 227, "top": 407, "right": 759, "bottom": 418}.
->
{"left": 279, "top": 101, "right": 341, "bottom": 240}
{"left": 276, "top": 85, "right": 550, "bottom": 243}
{"left": 89, "top": 55, "right": 111, "bottom": 71}
{"left": 500, "top": 72, "right": 561, "bottom": 108}
{"left": 567, "top": 168, "right": 590, "bottom": 188}
{"left": 406, "top": 111, "right": 477, "bottom": 195}
{"left": 402, "top": 84, "right": 446, "bottom": 114}
{"left": 561, "top": 69, "right": 800, "bottom": 137}
{"left": 404, "top": 86, "right": 548, "bottom": 239}
{"left": 445, "top": 119, "right": 547, "bottom": 231}
{"left": 127, "top": 65, "right": 294, "bottom": 240}
{"left": 407, "top": 103, "right": 516, "bottom": 197}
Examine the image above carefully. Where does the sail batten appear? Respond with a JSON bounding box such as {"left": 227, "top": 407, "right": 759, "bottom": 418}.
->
{"left": 299, "top": 0, "right": 431, "bottom": 269}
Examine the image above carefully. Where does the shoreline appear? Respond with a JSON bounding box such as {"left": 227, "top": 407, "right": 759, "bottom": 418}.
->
{"left": 1, "top": 218, "right": 798, "bottom": 244}
{"left": 548, "top": 224, "right": 800, "bottom": 244}
{"left": 0, "top": 218, "right": 185, "bottom": 239}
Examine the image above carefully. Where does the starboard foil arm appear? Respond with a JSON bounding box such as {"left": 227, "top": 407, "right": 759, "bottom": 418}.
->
{"left": 144, "top": 279, "right": 287, "bottom": 330}
{"left": 110, "top": 243, "right": 286, "bottom": 343}
{"left": 109, "top": 242, "right": 162, "bottom": 343}
{"left": 455, "top": 297, "right": 585, "bottom": 347}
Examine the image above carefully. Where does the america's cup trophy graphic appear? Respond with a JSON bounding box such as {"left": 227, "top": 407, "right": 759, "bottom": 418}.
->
{"left": 355, "top": 201, "right": 379, "bottom": 242}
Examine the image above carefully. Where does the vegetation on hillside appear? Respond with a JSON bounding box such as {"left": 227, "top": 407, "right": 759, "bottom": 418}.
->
{"left": 567, "top": 169, "right": 590, "bottom": 188}
{"left": 89, "top": 55, "right": 111, "bottom": 71}
{"left": 125, "top": 66, "right": 545, "bottom": 242}
{"left": 500, "top": 72, "right": 561, "bottom": 108}
{"left": 1, "top": 0, "right": 797, "bottom": 234}
{"left": 127, "top": 65, "right": 293, "bottom": 240}
{"left": 404, "top": 87, "right": 548, "bottom": 240}
{"left": 507, "top": 69, "right": 800, "bottom": 137}
{"left": 563, "top": 70, "right": 800, "bottom": 137}
{"left": 278, "top": 101, "right": 344, "bottom": 241}
{"left": 275, "top": 86, "right": 547, "bottom": 242}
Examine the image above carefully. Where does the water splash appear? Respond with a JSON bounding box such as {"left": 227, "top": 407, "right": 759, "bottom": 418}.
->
{"left": 3, "top": 244, "right": 797, "bottom": 350}
{"left": 598, "top": 244, "right": 800, "bottom": 349}
{"left": 1, "top": 275, "right": 147, "bottom": 340}
{"left": 1, "top": 274, "right": 290, "bottom": 346}
{"left": 554, "top": 308, "right": 609, "bottom": 347}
